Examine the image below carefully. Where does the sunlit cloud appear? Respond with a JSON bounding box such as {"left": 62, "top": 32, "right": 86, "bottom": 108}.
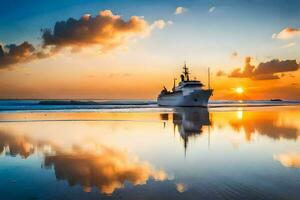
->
{"left": 0, "top": 10, "right": 166, "bottom": 70}
{"left": 0, "top": 42, "right": 53, "bottom": 70}
{"left": 209, "top": 6, "right": 216, "bottom": 13}
{"left": 274, "top": 152, "right": 300, "bottom": 168}
{"left": 229, "top": 57, "right": 299, "bottom": 80}
{"left": 216, "top": 70, "right": 227, "bottom": 76}
{"left": 273, "top": 27, "right": 300, "bottom": 40}
{"left": 174, "top": 7, "right": 187, "bottom": 15}
{"left": 42, "top": 10, "right": 153, "bottom": 52}
{"left": 151, "top": 19, "right": 167, "bottom": 30}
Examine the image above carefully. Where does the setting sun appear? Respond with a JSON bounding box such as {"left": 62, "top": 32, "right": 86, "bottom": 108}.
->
{"left": 235, "top": 87, "right": 244, "bottom": 94}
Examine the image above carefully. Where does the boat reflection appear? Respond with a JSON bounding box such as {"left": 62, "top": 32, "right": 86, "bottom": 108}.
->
{"left": 172, "top": 108, "right": 211, "bottom": 152}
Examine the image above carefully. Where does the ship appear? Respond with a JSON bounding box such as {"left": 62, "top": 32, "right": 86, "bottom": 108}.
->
{"left": 157, "top": 63, "right": 213, "bottom": 107}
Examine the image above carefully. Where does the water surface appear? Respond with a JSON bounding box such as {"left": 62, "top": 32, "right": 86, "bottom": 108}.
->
{"left": 0, "top": 104, "right": 300, "bottom": 200}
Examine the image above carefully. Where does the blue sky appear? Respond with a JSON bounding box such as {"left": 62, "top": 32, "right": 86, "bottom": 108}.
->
{"left": 1, "top": 0, "right": 299, "bottom": 62}
{"left": 1, "top": 0, "right": 299, "bottom": 43}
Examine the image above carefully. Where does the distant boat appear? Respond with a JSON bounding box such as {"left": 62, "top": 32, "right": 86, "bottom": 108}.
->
{"left": 157, "top": 63, "right": 213, "bottom": 107}
{"left": 270, "top": 99, "right": 283, "bottom": 102}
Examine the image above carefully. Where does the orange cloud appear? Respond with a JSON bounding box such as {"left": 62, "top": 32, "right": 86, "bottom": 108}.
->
{"left": 0, "top": 42, "right": 52, "bottom": 70}
{"left": 273, "top": 27, "right": 300, "bottom": 40}
{"left": 229, "top": 57, "right": 299, "bottom": 80}
{"left": 42, "top": 10, "right": 153, "bottom": 52}
{"left": 0, "top": 10, "right": 165, "bottom": 69}
{"left": 216, "top": 70, "right": 227, "bottom": 76}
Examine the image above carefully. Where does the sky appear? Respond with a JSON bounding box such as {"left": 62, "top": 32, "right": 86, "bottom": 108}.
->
{"left": 0, "top": 0, "right": 300, "bottom": 100}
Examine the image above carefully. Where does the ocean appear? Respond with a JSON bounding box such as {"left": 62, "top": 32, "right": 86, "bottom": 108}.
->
{"left": 1, "top": 99, "right": 300, "bottom": 112}
{"left": 0, "top": 100, "right": 300, "bottom": 200}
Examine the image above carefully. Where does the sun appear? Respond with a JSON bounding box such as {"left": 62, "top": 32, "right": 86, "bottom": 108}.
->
{"left": 235, "top": 87, "right": 244, "bottom": 94}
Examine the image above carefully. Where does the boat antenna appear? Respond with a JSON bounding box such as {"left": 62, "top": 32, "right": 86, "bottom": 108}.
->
{"left": 208, "top": 67, "right": 211, "bottom": 90}
{"left": 172, "top": 78, "right": 177, "bottom": 91}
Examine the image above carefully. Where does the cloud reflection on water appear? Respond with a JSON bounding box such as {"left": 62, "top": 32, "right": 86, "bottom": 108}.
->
{"left": 274, "top": 153, "right": 300, "bottom": 168}
{"left": 0, "top": 131, "right": 35, "bottom": 158}
{"left": 0, "top": 129, "right": 169, "bottom": 194}
{"left": 228, "top": 111, "right": 299, "bottom": 141}
{"left": 44, "top": 145, "right": 168, "bottom": 194}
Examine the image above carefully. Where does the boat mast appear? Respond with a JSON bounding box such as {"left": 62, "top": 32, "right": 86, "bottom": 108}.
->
{"left": 183, "top": 62, "right": 190, "bottom": 81}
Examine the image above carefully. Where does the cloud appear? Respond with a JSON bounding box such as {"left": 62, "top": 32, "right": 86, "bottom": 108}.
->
{"left": 42, "top": 10, "right": 154, "bottom": 52}
{"left": 0, "top": 42, "right": 35, "bottom": 68}
{"left": 216, "top": 70, "right": 227, "bottom": 76}
{"left": 280, "top": 42, "right": 296, "bottom": 48}
{"left": 231, "top": 51, "right": 238, "bottom": 59}
{"left": 151, "top": 19, "right": 166, "bottom": 30}
{"left": 273, "top": 27, "right": 300, "bottom": 40}
{"left": 0, "top": 10, "right": 165, "bottom": 69}
{"left": 174, "top": 7, "right": 187, "bottom": 15}
{"left": 274, "top": 153, "right": 300, "bottom": 168}
{"left": 167, "top": 20, "right": 174, "bottom": 25}
{"left": 209, "top": 6, "right": 216, "bottom": 13}
{"left": 0, "top": 42, "right": 52, "bottom": 69}
{"left": 229, "top": 57, "right": 299, "bottom": 80}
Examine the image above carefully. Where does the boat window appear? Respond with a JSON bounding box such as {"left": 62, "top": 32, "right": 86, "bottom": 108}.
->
{"left": 183, "top": 83, "right": 202, "bottom": 87}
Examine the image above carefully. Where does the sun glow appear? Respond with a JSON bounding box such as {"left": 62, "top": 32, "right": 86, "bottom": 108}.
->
{"left": 236, "top": 108, "right": 243, "bottom": 119}
{"left": 235, "top": 87, "right": 244, "bottom": 94}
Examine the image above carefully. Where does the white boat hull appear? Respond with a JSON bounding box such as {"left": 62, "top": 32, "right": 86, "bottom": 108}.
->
{"left": 157, "top": 89, "right": 213, "bottom": 107}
